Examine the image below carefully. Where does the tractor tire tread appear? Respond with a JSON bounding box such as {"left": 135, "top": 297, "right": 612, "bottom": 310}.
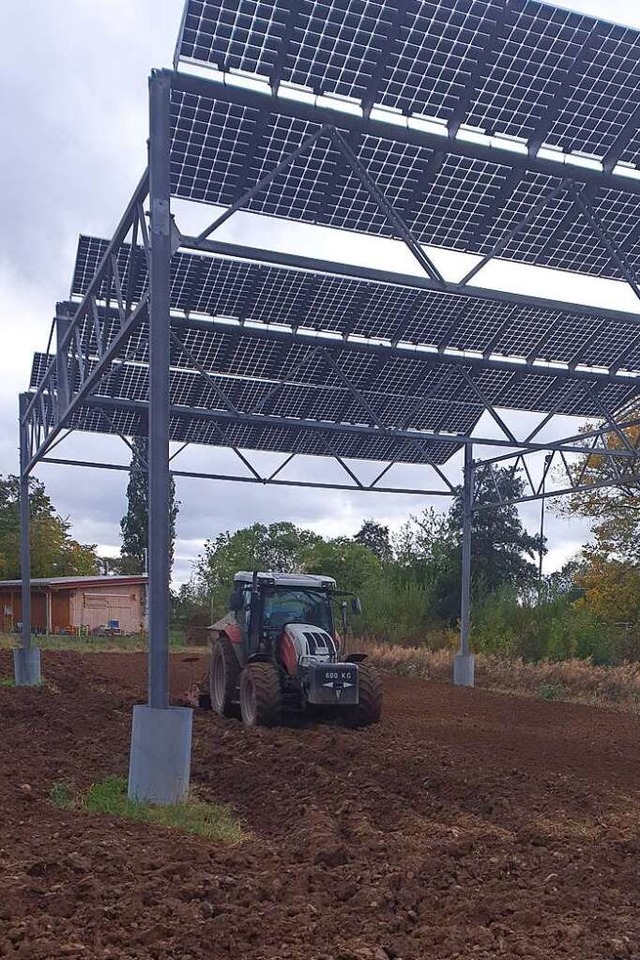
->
{"left": 343, "top": 662, "right": 383, "bottom": 728}
{"left": 240, "top": 662, "right": 282, "bottom": 727}
{"left": 210, "top": 636, "right": 241, "bottom": 718}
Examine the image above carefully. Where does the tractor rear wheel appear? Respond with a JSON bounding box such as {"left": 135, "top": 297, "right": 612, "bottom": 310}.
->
{"left": 210, "top": 636, "right": 241, "bottom": 718}
{"left": 239, "top": 662, "right": 282, "bottom": 728}
{"left": 343, "top": 662, "right": 383, "bottom": 728}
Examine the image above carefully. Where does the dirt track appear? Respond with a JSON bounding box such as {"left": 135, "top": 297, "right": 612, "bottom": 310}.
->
{"left": 2, "top": 650, "right": 640, "bottom": 960}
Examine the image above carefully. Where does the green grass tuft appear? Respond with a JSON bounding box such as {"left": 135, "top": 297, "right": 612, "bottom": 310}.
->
{"left": 50, "top": 781, "right": 73, "bottom": 808}
{"left": 54, "top": 775, "right": 245, "bottom": 843}
{"left": 538, "top": 682, "right": 566, "bottom": 702}
{"left": 0, "top": 677, "right": 15, "bottom": 687}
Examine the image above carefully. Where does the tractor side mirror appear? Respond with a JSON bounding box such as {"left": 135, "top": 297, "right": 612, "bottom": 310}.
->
{"left": 229, "top": 588, "right": 243, "bottom": 612}
{"left": 351, "top": 597, "right": 362, "bottom": 615}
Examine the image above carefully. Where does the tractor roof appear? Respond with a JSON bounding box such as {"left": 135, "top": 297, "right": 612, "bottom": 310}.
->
{"left": 233, "top": 571, "right": 337, "bottom": 589}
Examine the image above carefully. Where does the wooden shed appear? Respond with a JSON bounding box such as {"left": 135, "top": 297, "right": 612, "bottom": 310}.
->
{"left": 0, "top": 576, "right": 148, "bottom": 635}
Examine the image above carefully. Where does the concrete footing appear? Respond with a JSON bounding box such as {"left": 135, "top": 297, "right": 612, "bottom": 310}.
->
{"left": 13, "top": 647, "right": 42, "bottom": 686}
{"left": 453, "top": 653, "right": 475, "bottom": 687}
{"left": 128, "top": 704, "right": 193, "bottom": 805}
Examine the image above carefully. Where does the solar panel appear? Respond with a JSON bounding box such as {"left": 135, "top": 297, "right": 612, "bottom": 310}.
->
{"left": 32, "top": 348, "right": 483, "bottom": 431}
{"left": 72, "top": 238, "right": 640, "bottom": 374}
{"left": 463, "top": 3, "right": 587, "bottom": 142}
{"left": 30, "top": 322, "right": 640, "bottom": 471}
{"left": 176, "top": 0, "right": 640, "bottom": 165}
{"left": 178, "top": 0, "right": 290, "bottom": 78}
{"left": 36, "top": 394, "right": 464, "bottom": 466}
{"left": 71, "top": 235, "right": 148, "bottom": 306}
{"left": 168, "top": 81, "right": 640, "bottom": 280}
{"left": 545, "top": 18, "right": 640, "bottom": 159}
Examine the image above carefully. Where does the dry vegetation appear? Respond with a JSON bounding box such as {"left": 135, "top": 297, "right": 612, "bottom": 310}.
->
{"left": 360, "top": 640, "right": 640, "bottom": 712}
{"left": 5, "top": 632, "right": 640, "bottom": 713}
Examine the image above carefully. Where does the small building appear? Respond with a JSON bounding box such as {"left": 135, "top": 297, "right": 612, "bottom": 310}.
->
{"left": 0, "top": 575, "right": 148, "bottom": 636}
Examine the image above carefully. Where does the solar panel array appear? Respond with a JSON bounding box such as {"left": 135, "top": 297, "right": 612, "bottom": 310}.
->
{"left": 177, "top": 0, "right": 640, "bottom": 160}
{"left": 33, "top": 234, "right": 640, "bottom": 461}
{"left": 24, "top": 0, "right": 640, "bottom": 471}
{"left": 29, "top": 327, "right": 640, "bottom": 466}
{"left": 169, "top": 82, "right": 640, "bottom": 281}
{"left": 29, "top": 352, "right": 472, "bottom": 464}
{"left": 73, "top": 237, "right": 640, "bottom": 374}
{"left": 171, "top": 0, "right": 640, "bottom": 280}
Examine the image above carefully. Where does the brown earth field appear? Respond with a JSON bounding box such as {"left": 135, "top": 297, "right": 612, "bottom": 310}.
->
{"left": 2, "top": 650, "right": 640, "bottom": 960}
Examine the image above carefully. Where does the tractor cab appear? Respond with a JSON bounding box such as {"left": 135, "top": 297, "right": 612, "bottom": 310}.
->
{"left": 230, "top": 571, "right": 338, "bottom": 655}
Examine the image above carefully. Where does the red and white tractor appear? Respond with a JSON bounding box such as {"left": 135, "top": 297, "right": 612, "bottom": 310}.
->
{"left": 194, "top": 571, "right": 382, "bottom": 728}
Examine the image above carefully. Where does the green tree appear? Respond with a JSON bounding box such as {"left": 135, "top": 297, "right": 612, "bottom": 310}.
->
{"left": 0, "top": 475, "right": 98, "bottom": 578}
{"left": 194, "top": 521, "right": 320, "bottom": 617}
{"left": 353, "top": 519, "right": 392, "bottom": 562}
{"left": 395, "top": 469, "right": 543, "bottom": 626}
{"left": 557, "top": 424, "right": 640, "bottom": 634}
{"left": 449, "top": 464, "right": 541, "bottom": 596}
{"left": 544, "top": 557, "right": 585, "bottom": 602}
{"left": 303, "top": 537, "right": 381, "bottom": 594}
{"left": 120, "top": 437, "right": 179, "bottom": 574}
{"left": 392, "top": 509, "right": 457, "bottom": 581}
{"left": 561, "top": 424, "right": 640, "bottom": 565}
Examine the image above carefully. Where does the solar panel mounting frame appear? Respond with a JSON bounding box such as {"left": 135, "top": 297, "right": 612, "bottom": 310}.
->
{"left": 17, "top": 1, "right": 640, "bottom": 704}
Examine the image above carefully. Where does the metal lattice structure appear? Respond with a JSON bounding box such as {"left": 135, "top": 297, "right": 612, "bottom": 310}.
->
{"left": 15, "top": 0, "right": 640, "bottom": 785}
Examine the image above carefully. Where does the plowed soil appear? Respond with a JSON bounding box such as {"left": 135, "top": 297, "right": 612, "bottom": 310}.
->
{"left": 2, "top": 650, "right": 640, "bottom": 960}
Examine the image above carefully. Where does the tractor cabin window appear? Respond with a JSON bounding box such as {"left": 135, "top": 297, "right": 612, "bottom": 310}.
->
{"left": 262, "top": 589, "right": 333, "bottom": 635}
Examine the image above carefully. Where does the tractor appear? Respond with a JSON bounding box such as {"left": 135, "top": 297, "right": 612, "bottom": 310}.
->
{"left": 194, "top": 571, "right": 382, "bottom": 728}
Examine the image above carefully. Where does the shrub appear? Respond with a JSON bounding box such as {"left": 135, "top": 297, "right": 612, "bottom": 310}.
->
{"left": 359, "top": 640, "right": 640, "bottom": 711}
{"left": 538, "top": 683, "right": 566, "bottom": 701}
{"left": 357, "top": 576, "right": 438, "bottom": 646}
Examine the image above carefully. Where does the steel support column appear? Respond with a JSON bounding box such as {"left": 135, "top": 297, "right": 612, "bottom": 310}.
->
{"left": 454, "top": 443, "right": 475, "bottom": 687}
{"left": 148, "top": 69, "right": 172, "bottom": 711}
{"left": 15, "top": 394, "right": 41, "bottom": 685}
{"left": 19, "top": 394, "right": 31, "bottom": 652}
{"left": 128, "top": 70, "right": 192, "bottom": 806}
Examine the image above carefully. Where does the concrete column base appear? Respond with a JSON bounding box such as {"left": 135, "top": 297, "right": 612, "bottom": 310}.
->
{"left": 128, "top": 704, "right": 193, "bottom": 805}
{"left": 13, "top": 647, "right": 42, "bottom": 686}
{"left": 453, "top": 653, "right": 475, "bottom": 687}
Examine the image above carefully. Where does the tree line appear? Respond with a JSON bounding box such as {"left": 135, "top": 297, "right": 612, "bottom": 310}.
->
{"left": 174, "top": 442, "right": 640, "bottom": 664}
{"left": 176, "top": 466, "right": 549, "bottom": 650}
{"left": 5, "top": 425, "right": 640, "bottom": 665}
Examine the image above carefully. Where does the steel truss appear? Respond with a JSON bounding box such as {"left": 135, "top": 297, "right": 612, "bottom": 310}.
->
{"left": 18, "top": 67, "right": 640, "bottom": 705}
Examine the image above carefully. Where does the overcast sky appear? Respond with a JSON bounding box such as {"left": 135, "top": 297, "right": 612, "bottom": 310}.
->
{"left": 1, "top": 0, "right": 638, "bottom": 585}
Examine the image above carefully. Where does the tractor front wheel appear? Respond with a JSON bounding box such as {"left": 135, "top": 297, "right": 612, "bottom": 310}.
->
{"left": 210, "top": 636, "right": 241, "bottom": 718}
{"left": 239, "top": 662, "right": 282, "bottom": 728}
{"left": 343, "top": 663, "right": 383, "bottom": 728}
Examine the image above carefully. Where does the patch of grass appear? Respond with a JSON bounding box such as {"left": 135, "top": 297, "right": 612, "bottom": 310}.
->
{"left": 0, "top": 676, "right": 48, "bottom": 691}
{"left": 0, "top": 631, "right": 193, "bottom": 653}
{"left": 50, "top": 781, "right": 73, "bottom": 808}
{"left": 40, "top": 634, "right": 148, "bottom": 652}
{"left": 52, "top": 775, "right": 245, "bottom": 843}
{"left": 538, "top": 682, "right": 566, "bottom": 702}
